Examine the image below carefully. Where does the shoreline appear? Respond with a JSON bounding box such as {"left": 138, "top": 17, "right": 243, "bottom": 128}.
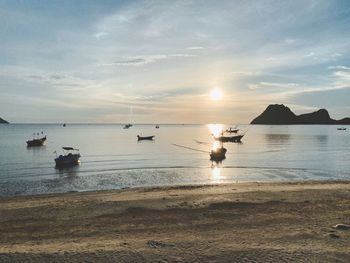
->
{"left": 1, "top": 179, "right": 349, "bottom": 200}
{"left": 1, "top": 181, "right": 350, "bottom": 262}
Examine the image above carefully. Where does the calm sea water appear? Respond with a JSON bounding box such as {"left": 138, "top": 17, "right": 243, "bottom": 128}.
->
{"left": 0, "top": 124, "right": 349, "bottom": 196}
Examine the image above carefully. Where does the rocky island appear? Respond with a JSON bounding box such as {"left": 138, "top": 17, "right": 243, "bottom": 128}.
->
{"left": 0, "top": 117, "right": 9, "bottom": 124}
{"left": 251, "top": 104, "right": 350, "bottom": 125}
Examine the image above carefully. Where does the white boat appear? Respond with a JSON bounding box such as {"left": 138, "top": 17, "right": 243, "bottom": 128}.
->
{"left": 55, "top": 147, "right": 81, "bottom": 168}
{"left": 225, "top": 127, "right": 239, "bottom": 133}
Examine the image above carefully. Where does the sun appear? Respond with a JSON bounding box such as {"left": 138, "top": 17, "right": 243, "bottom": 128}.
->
{"left": 209, "top": 87, "right": 223, "bottom": 101}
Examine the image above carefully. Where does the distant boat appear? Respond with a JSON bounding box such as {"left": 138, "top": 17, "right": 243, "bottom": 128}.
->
{"left": 63, "top": 123, "right": 66, "bottom": 127}
{"left": 337, "top": 127, "right": 347, "bottom": 130}
{"left": 210, "top": 147, "right": 227, "bottom": 162}
{"left": 155, "top": 125, "right": 160, "bottom": 129}
{"left": 55, "top": 147, "right": 80, "bottom": 168}
{"left": 214, "top": 134, "right": 244, "bottom": 143}
{"left": 27, "top": 135, "right": 47, "bottom": 147}
{"left": 137, "top": 135, "right": 155, "bottom": 141}
{"left": 124, "top": 106, "right": 134, "bottom": 129}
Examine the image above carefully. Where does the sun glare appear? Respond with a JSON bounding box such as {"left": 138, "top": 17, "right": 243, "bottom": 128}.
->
{"left": 208, "top": 124, "right": 224, "bottom": 137}
{"left": 210, "top": 87, "right": 223, "bottom": 101}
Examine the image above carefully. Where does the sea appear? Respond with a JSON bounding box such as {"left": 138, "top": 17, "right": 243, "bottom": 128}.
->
{"left": 0, "top": 124, "right": 349, "bottom": 197}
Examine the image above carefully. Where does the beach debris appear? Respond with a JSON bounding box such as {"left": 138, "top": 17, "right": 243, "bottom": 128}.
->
{"left": 333, "top": 224, "right": 350, "bottom": 230}
{"left": 147, "top": 240, "right": 174, "bottom": 248}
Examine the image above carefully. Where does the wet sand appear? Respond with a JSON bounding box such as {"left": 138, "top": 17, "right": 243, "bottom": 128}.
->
{"left": 1, "top": 181, "right": 350, "bottom": 262}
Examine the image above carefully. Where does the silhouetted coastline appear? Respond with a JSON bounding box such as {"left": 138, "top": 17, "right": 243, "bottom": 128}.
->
{"left": 251, "top": 104, "right": 350, "bottom": 125}
{"left": 0, "top": 117, "right": 9, "bottom": 124}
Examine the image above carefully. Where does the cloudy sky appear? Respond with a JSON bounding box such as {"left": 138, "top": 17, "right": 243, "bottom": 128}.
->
{"left": 1, "top": 0, "right": 350, "bottom": 123}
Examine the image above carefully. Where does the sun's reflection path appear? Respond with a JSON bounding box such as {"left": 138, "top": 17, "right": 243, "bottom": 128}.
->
{"left": 211, "top": 166, "right": 222, "bottom": 180}
{"left": 207, "top": 124, "right": 224, "bottom": 138}
{"left": 207, "top": 123, "right": 227, "bottom": 182}
{"left": 212, "top": 140, "right": 222, "bottom": 151}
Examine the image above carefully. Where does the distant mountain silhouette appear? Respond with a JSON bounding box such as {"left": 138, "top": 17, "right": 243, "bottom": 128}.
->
{"left": 0, "top": 117, "right": 9, "bottom": 124}
{"left": 251, "top": 104, "right": 350, "bottom": 125}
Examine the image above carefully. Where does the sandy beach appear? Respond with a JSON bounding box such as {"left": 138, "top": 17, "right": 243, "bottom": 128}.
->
{"left": 1, "top": 181, "right": 350, "bottom": 262}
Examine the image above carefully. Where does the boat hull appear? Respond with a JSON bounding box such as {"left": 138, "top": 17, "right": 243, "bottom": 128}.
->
{"left": 215, "top": 135, "right": 244, "bottom": 143}
{"left": 55, "top": 153, "right": 81, "bottom": 168}
{"left": 210, "top": 147, "right": 227, "bottom": 162}
{"left": 137, "top": 135, "right": 155, "bottom": 141}
{"left": 26, "top": 137, "right": 46, "bottom": 147}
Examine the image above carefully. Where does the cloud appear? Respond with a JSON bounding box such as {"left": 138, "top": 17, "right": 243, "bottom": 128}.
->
{"left": 284, "top": 38, "right": 296, "bottom": 44}
{"left": 187, "top": 46, "right": 205, "bottom": 50}
{"left": 331, "top": 53, "right": 343, "bottom": 58}
{"left": 94, "top": 31, "right": 109, "bottom": 39}
{"left": 101, "top": 54, "right": 196, "bottom": 66}
{"left": 110, "top": 58, "right": 149, "bottom": 66}
{"left": 231, "top": 71, "right": 261, "bottom": 76}
{"left": 50, "top": 74, "right": 66, "bottom": 80}
{"left": 248, "top": 81, "right": 300, "bottom": 90}
{"left": 305, "top": 52, "right": 316, "bottom": 57}
{"left": 333, "top": 71, "right": 350, "bottom": 83}
{"left": 328, "top": 65, "right": 350, "bottom": 70}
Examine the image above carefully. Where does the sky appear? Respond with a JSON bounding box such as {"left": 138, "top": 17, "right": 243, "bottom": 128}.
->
{"left": 1, "top": 0, "right": 350, "bottom": 124}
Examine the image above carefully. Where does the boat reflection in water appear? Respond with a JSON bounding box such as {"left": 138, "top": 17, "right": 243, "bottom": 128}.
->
{"left": 55, "top": 165, "right": 80, "bottom": 177}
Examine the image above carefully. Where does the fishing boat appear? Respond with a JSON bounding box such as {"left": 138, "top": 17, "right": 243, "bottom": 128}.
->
{"left": 26, "top": 135, "right": 47, "bottom": 147}
{"left": 210, "top": 147, "right": 227, "bottom": 162}
{"left": 55, "top": 147, "right": 81, "bottom": 168}
{"left": 123, "top": 123, "right": 133, "bottom": 129}
{"left": 155, "top": 125, "right": 160, "bottom": 129}
{"left": 137, "top": 135, "right": 155, "bottom": 141}
{"left": 225, "top": 127, "right": 239, "bottom": 133}
{"left": 337, "top": 127, "right": 347, "bottom": 131}
{"left": 214, "top": 134, "right": 244, "bottom": 142}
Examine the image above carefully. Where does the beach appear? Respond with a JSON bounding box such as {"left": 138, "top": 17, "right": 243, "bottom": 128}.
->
{"left": 0, "top": 181, "right": 350, "bottom": 262}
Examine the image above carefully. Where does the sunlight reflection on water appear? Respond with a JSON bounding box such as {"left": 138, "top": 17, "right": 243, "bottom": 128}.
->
{"left": 207, "top": 124, "right": 224, "bottom": 137}
{"left": 211, "top": 166, "right": 222, "bottom": 181}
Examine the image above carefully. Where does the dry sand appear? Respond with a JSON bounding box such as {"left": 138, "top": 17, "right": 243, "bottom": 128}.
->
{"left": 1, "top": 181, "right": 350, "bottom": 262}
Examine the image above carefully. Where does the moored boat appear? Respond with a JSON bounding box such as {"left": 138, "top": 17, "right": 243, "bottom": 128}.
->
{"left": 27, "top": 136, "right": 47, "bottom": 147}
{"left": 55, "top": 147, "right": 81, "bottom": 168}
{"left": 337, "top": 127, "right": 347, "bottom": 130}
{"left": 210, "top": 147, "right": 227, "bottom": 162}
